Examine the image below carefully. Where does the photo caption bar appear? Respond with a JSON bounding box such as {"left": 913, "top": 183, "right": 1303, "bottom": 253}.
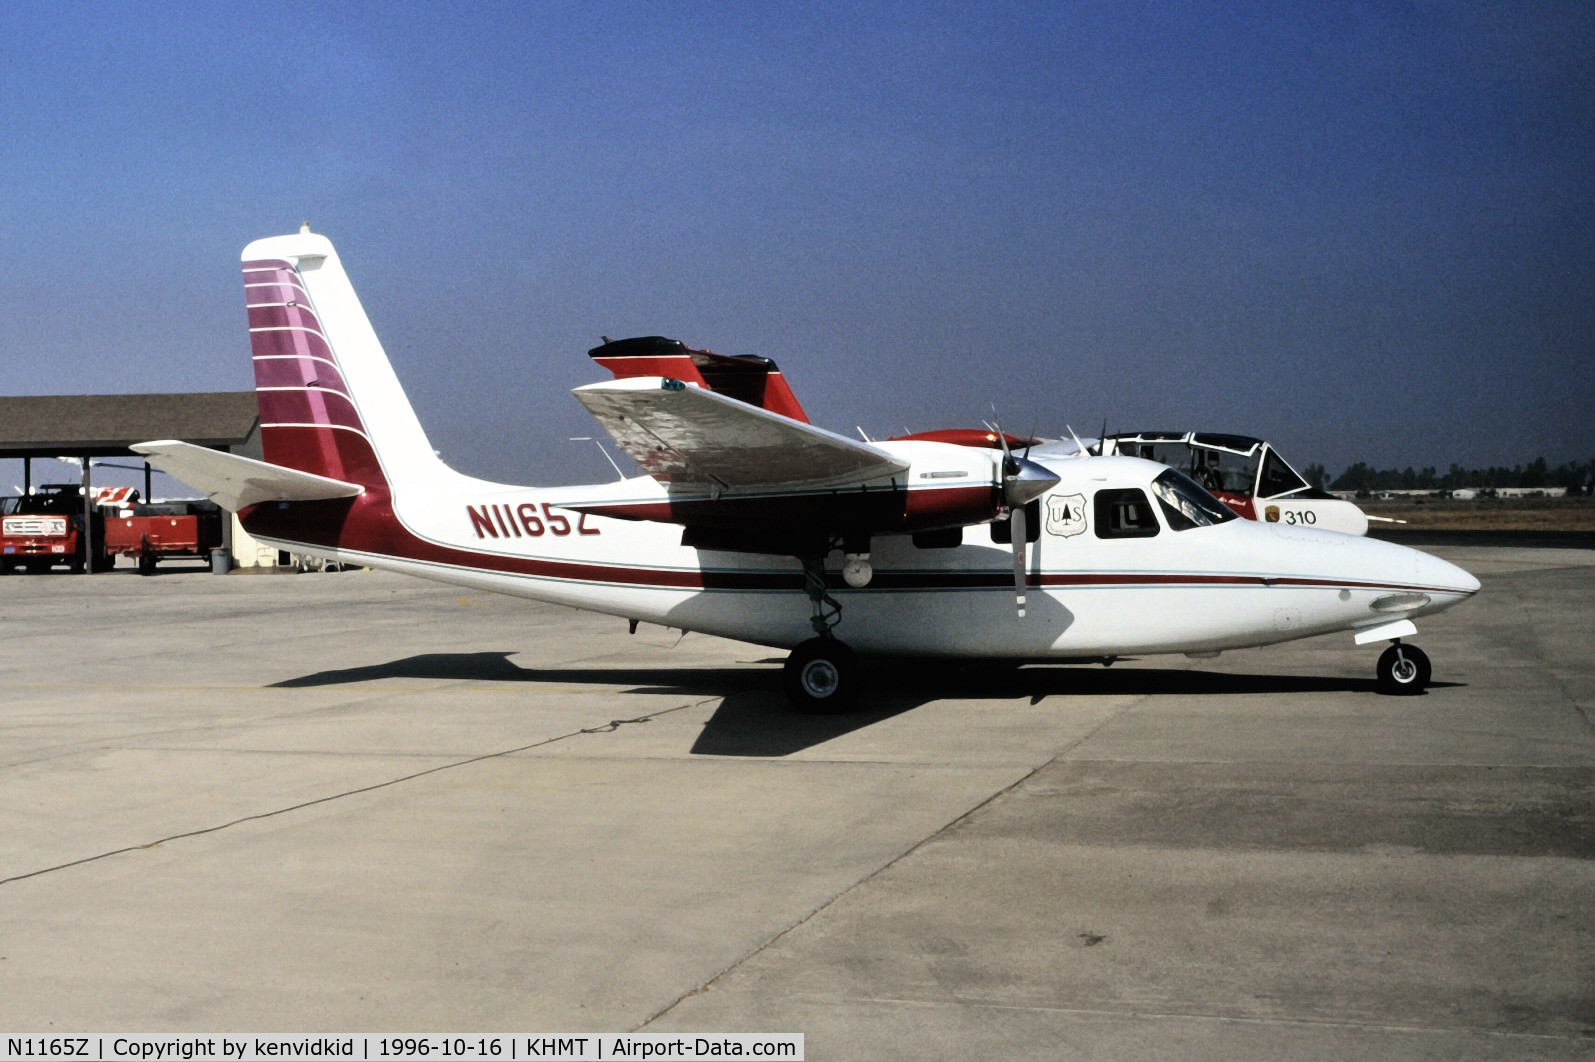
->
{"left": 1, "top": 1037, "right": 802, "bottom": 1062}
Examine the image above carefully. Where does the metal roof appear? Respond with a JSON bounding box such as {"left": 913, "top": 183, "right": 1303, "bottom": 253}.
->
{"left": 0, "top": 393, "right": 259, "bottom": 459}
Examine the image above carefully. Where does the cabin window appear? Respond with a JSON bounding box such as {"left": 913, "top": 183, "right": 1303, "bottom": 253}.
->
{"left": 1151, "top": 469, "right": 1240, "bottom": 531}
{"left": 1094, "top": 489, "right": 1160, "bottom": 538}
{"left": 1257, "top": 448, "right": 1309, "bottom": 498}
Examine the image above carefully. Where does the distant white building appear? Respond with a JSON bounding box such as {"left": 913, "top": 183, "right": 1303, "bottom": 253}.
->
{"left": 1495, "top": 486, "right": 1567, "bottom": 499}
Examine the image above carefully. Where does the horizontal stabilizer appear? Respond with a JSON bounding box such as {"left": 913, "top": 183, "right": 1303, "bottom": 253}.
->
{"left": 573, "top": 377, "right": 907, "bottom": 490}
{"left": 132, "top": 439, "right": 364, "bottom": 512}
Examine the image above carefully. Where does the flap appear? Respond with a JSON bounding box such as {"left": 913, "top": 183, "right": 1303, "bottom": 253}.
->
{"left": 572, "top": 377, "right": 907, "bottom": 490}
{"left": 131, "top": 439, "right": 364, "bottom": 512}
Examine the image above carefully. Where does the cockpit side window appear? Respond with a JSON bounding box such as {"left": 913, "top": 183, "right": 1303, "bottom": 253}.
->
{"left": 1094, "top": 488, "right": 1160, "bottom": 538}
{"left": 1258, "top": 448, "right": 1309, "bottom": 498}
{"left": 1151, "top": 468, "right": 1240, "bottom": 530}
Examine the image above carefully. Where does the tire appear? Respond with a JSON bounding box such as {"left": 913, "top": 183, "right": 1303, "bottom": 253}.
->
{"left": 782, "top": 638, "right": 860, "bottom": 714}
{"left": 1377, "top": 643, "right": 1431, "bottom": 695}
{"left": 138, "top": 551, "right": 157, "bottom": 576}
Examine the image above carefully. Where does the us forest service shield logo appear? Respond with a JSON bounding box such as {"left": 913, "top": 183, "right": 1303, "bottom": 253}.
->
{"left": 1046, "top": 493, "right": 1087, "bottom": 537}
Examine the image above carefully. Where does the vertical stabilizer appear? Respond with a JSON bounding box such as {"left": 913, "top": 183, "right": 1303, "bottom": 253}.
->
{"left": 243, "top": 228, "right": 450, "bottom": 491}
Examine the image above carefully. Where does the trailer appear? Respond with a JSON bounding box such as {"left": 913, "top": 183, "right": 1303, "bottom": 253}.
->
{"left": 102, "top": 500, "right": 224, "bottom": 574}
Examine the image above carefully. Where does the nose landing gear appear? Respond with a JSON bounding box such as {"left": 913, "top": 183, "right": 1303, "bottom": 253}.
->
{"left": 1376, "top": 641, "right": 1431, "bottom": 695}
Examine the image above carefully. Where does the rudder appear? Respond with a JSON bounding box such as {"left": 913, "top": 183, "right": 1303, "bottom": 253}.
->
{"left": 243, "top": 227, "right": 450, "bottom": 493}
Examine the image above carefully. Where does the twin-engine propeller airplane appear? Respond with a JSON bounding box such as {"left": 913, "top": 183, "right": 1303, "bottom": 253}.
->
{"left": 134, "top": 228, "right": 1479, "bottom": 710}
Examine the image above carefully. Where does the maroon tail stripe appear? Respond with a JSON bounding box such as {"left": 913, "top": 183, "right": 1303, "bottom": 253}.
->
{"left": 258, "top": 388, "right": 367, "bottom": 433}
{"left": 249, "top": 327, "right": 335, "bottom": 361}
{"left": 259, "top": 424, "right": 387, "bottom": 489}
{"left": 252, "top": 356, "right": 351, "bottom": 395}
{"left": 247, "top": 303, "right": 327, "bottom": 332}
{"left": 244, "top": 281, "right": 306, "bottom": 305}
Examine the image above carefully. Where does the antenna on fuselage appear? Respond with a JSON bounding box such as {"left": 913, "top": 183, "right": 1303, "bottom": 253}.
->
{"left": 571, "top": 437, "right": 626, "bottom": 481}
{"left": 1065, "top": 425, "right": 1090, "bottom": 458}
{"left": 1089, "top": 417, "right": 1109, "bottom": 456}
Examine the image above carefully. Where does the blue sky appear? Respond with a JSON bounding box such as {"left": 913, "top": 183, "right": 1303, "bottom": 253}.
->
{"left": 2, "top": 1, "right": 1590, "bottom": 487}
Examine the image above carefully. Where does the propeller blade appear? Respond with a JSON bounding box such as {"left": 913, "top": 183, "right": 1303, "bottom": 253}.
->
{"left": 994, "top": 421, "right": 1019, "bottom": 478}
{"left": 1012, "top": 504, "right": 1027, "bottom": 618}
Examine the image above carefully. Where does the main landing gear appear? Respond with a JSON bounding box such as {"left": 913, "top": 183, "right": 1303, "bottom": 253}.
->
{"left": 782, "top": 550, "right": 860, "bottom": 713}
{"left": 783, "top": 638, "right": 859, "bottom": 713}
{"left": 1376, "top": 641, "right": 1431, "bottom": 695}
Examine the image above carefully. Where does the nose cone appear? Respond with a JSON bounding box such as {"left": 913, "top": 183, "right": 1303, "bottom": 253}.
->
{"left": 1418, "top": 549, "right": 1481, "bottom": 598}
{"left": 1004, "top": 456, "right": 1061, "bottom": 507}
{"left": 1365, "top": 537, "right": 1480, "bottom": 616}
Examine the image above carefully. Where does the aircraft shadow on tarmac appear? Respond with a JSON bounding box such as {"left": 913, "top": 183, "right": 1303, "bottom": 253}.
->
{"left": 271, "top": 652, "right": 1457, "bottom": 758}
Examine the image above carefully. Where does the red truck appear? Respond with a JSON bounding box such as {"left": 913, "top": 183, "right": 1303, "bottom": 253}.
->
{"left": 0, "top": 485, "right": 106, "bottom": 573}
{"left": 1, "top": 486, "right": 223, "bottom": 575}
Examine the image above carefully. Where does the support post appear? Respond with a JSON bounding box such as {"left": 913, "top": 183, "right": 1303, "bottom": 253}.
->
{"left": 80, "top": 456, "right": 94, "bottom": 576}
{"left": 23, "top": 456, "right": 31, "bottom": 495}
{"left": 144, "top": 460, "right": 152, "bottom": 504}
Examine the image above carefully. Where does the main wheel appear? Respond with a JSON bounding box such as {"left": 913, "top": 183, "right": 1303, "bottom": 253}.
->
{"left": 137, "top": 551, "right": 157, "bottom": 576}
{"left": 783, "top": 638, "right": 860, "bottom": 713}
{"left": 1377, "top": 643, "right": 1431, "bottom": 695}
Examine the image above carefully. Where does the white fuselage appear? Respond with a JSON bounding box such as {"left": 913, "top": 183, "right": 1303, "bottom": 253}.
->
{"left": 253, "top": 453, "right": 1479, "bottom": 660}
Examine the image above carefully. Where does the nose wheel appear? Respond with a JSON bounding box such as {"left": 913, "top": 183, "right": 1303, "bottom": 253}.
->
{"left": 783, "top": 638, "right": 859, "bottom": 713}
{"left": 1376, "top": 642, "right": 1431, "bottom": 695}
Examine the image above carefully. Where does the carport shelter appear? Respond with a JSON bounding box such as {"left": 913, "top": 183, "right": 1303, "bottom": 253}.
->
{"left": 0, "top": 392, "right": 259, "bottom": 569}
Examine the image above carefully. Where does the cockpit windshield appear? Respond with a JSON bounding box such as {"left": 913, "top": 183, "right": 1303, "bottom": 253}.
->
{"left": 1151, "top": 469, "right": 1240, "bottom": 531}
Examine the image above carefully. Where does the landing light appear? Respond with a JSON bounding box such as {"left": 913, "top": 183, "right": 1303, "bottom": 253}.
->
{"left": 843, "top": 555, "right": 873, "bottom": 588}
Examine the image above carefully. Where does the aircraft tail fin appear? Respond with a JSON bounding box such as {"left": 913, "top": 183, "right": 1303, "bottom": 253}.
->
{"left": 241, "top": 227, "right": 451, "bottom": 493}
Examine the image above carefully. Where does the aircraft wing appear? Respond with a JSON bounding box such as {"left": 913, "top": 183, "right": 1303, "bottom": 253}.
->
{"left": 573, "top": 377, "right": 908, "bottom": 490}
{"left": 131, "top": 440, "right": 364, "bottom": 512}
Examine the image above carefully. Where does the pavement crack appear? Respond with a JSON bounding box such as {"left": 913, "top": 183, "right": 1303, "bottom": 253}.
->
{"left": 634, "top": 696, "right": 1145, "bottom": 1031}
{"left": 0, "top": 698, "right": 716, "bottom": 889}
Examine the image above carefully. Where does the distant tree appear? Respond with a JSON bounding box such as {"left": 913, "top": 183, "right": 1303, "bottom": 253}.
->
{"left": 1328, "top": 457, "right": 1595, "bottom": 496}
{"left": 1330, "top": 462, "right": 1376, "bottom": 495}
{"left": 1302, "top": 462, "right": 1327, "bottom": 490}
